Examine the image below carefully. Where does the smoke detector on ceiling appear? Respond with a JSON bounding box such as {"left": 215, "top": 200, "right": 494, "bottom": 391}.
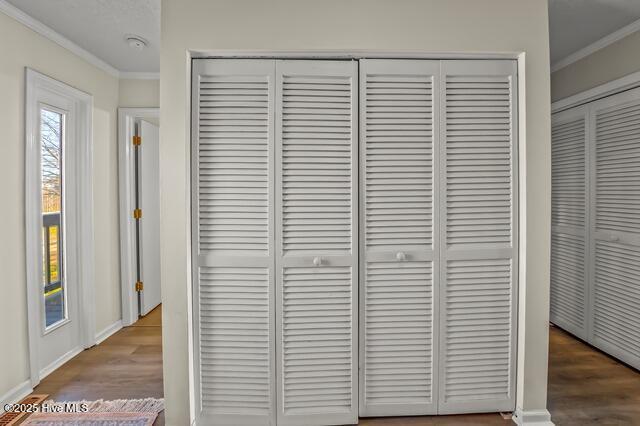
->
{"left": 125, "top": 35, "right": 148, "bottom": 50}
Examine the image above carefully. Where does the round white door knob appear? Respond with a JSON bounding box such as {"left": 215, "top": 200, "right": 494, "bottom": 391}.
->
{"left": 611, "top": 236, "right": 620, "bottom": 242}
{"left": 313, "top": 257, "right": 322, "bottom": 267}
{"left": 396, "top": 252, "right": 407, "bottom": 261}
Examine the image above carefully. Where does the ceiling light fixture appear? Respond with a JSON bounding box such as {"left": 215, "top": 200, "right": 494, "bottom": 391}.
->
{"left": 125, "top": 35, "right": 148, "bottom": 50}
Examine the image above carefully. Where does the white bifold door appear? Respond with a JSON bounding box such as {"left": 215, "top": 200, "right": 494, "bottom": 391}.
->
{"left": 360, "top": 59, "right": 518, "bottom": 416}
{"left": 551, "top": 87, "right": 640, "bottom": 370}
{"left": 192, "top": 59, "right": 358, "bottom": 426}
{"left": 192, "top": 58, "right": 518, "bottom": 425}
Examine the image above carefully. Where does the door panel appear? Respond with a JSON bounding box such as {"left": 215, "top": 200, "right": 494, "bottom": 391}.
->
{"left": 590, "top": 90, "right": 640, "bottom": 369}
{"left": 359, "top": 59, "right": 439, "bottom": 416}
{"left": 139, "top": 120, "right": 162, "bottom": 315}
{"left": 438, "top": 60, "right": 518, "bottom": 414}
{"left": 275, "top": 60, "right": 358, "bottom": 426}
{"left": 191, "top": 59, "right": 277, "bottom": 426}
{"left": 550, "top": 107, "right": 589, "bottom": 339}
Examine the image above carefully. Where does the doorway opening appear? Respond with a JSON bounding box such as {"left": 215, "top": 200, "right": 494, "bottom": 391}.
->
{"left": 118, "top": 108, "right": 162, "bottom": 325}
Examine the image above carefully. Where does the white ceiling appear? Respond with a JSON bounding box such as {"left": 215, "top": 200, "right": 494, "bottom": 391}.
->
{"left": 4, "top": 0, "right": 640, "bottom": 75}
{"left": 6, "top": 0, "right": 159, "bottom": 74}
{"left": 549, "top": 0, "right": 640, "bottom": 65}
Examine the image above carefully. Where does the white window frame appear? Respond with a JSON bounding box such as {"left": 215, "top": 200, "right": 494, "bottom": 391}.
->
{"left": 25, "top": 68, "right": 95, "bottom": 386}
{"left": 117, "top": 107, "right": 160, "bottom": 326}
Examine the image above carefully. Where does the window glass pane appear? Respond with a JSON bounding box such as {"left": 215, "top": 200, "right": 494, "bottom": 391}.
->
{"left": 41, "top": 108, "right": 66, "bottom": 329}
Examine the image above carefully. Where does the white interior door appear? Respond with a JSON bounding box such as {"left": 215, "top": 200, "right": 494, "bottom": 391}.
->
{"left": 589, "top": 88, "right": 640, "bottom": 369}
{"left": 275, "top": 60, "right": 358, "bottom": 426}
{"left": 138, "top": 119, "right": 162, "bottom": 315}
{"left": 191, "top": 59, "right": 277, "bottom": 425}
{"left": 550, "top": 106, "right": 589, "bottom": 340}
{"left": 438, "top": 60, "right": 518, "bottom": 414}
{"left": 359, "top": 59, "right": 440, "bottom": 417}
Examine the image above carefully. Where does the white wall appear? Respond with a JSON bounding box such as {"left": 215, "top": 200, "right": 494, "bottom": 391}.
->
{"left": 160, "top": 0, "right": 552, "bottom": 424}
{"left": 119, "top": 78, "right": 160, "bottom": 108}
{"left": 551, "top": 30, "right": 640, "bottom": 102}
{"left": 0, "top": 10, "right": 122, "bottom": 401}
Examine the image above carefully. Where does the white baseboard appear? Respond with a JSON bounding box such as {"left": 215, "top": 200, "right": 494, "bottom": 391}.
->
{"left": 513, "top": 408, "right": 554, "bottom": 425}
{"left": 95, "top": 320, "right": 123, "bottom": 345}
{"left": 39, "top": 346, "right": 83, "bottom": 381}
{"left": 0, "top": 379, "right": 33, "bottom": 408}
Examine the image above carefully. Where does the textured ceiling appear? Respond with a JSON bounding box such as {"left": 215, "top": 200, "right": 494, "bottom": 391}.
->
{"left": 7, "top": 0, "right": 159, "bottom": 73}
{"left": 549, "top": 0, "right": 640, "bottom": 65}
{"left": 6, "top": 0, "right": 640, "bottom": 73}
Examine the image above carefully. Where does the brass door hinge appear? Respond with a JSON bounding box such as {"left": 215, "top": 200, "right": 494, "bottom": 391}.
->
{"left": 133, "top": 135, "right": 141, "bottom": 146}
{"left": 135, "top": 281, "right": 144, "bottom": 292}
{"left": 133, "top": 208, "right": 142, "bottom": 219}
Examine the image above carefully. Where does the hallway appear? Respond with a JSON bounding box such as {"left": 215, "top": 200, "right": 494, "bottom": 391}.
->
{"left": 26, "top": 316, "right": 640, "bottom": 425}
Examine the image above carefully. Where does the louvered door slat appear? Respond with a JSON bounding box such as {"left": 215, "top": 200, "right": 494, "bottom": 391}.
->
{"left": 549, "top": 107, "right": 589, "bottom": 339}
{"left": 359, "top": 59, "right": 438, "bottom": 417}
{"left": 439, "top": 60, "right": 518, "bottom": 414}
{"left": 192, "top": 59, "right": 276, "bottom": 426}
{"left": 590, "top": 89, "right": 640, "bottom": 369}
{"left": 275, "top": 60, "right": 358, "bottom": 426}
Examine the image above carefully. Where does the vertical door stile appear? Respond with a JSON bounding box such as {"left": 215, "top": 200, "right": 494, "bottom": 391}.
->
{"left": 275, "top": 60, "right": 359, "bottom": 426}
{"left": 359, "top": 59, "right": 440, "bottom": 417}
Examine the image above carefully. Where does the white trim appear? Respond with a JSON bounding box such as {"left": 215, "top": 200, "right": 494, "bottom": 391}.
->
{"left": 25, "top": 68, "right": 95, "bottom": 388}
{"left": 39, "top": 346, "right": 83, "bottom": 381}
{"left": 189, "top": 49, "right": 521, "bottom": 60}
{"left": 551, "top": 69, "right": 640, "bottom": 113}
{"left": 0, "top": 380, "right": 33, "bottom": 408}
{"left": 118, "top": 107, "right": 160, "bottom": 326}
{"left": 120, "top": 72, "right": 160, "bottom": 80}
{"left": 0, "top": 0, "right": 119, "bottom": 77}
{"left": 95, "top": 320, "right": 123, "bottom": 344}
{"left": 551, "top": 18, "right": 640, "bottom": 73}
{"left": 512, "top": 408, "right": 554, "bottom": 425}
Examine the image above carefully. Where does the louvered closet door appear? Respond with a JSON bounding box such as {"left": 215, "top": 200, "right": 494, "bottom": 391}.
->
{"left": 438, "top": 60, "right": 518, "bottom": 414}
{"left": 550, "top": 106, "right": 589, "bottom": 340}
{"left": 590, "top": 88, "right": 640, "bottom": 370}
{"left": 275, "top": 60, "right": 358, "bottom": 426}
{"left": 191, "top": 59, "right": 276, "bottom": 426}
{"left": 359, "top": 59, "right": 439, "bottom": 417}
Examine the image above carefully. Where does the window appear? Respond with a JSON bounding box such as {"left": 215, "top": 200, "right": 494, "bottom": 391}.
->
{"left": 40, "top": 108, "right": 66, "bottom": 329}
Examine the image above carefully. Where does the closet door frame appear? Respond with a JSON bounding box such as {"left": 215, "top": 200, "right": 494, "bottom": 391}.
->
{"left": 189, "top": 52, "right": 526, "bottom": 425}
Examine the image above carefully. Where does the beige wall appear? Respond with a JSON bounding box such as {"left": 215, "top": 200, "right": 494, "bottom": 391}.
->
{"left": 0, "top": 11, "right": 121, "bottom": 400}
{"left": 551, "top": 30, "right": 640, "bottom": 102}
{"left": 118, "top": 78, "right": 160, "bottom": 108}
{"left": 160, "top": 0, "right": 552, "bottom": 424}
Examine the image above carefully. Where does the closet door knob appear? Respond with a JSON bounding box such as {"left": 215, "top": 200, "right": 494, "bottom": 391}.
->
{"left": 313, "top": 257, "right": 322, "bottom": 267}
{"left": 396, "top": 252, "right": 407, "bottom": 261}
{"left": 611, "top": 235, "right": 620, "bottom": 242}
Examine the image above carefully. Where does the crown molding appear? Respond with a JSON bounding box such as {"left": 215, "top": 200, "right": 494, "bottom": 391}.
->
{"left": 0, "top": 0, "right": 158, "bottom": 80}
{"left": 120, "top": 71, "right": 160, "bottom": 80}
{"left": 551, "top": 18, "right": 640, "bottom": 73}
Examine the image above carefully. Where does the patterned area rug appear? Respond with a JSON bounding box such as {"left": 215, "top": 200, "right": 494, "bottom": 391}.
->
{"left": 22, "top": 398, "right": 164, "bottom": 426}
